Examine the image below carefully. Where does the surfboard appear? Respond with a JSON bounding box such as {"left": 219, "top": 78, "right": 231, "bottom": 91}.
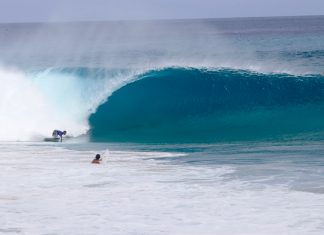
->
{"left": 43, "top": 137, "right": 61, "bottom": 142}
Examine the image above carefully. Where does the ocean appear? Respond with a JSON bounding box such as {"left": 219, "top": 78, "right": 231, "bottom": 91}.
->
{"left": 1, "top": 16, "right": 324, "bottom": 234}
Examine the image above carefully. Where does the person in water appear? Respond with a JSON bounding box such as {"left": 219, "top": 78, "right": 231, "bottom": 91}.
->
{"left": 52, "top": 130, "right": 67, "bottom": 142}
{"left": 92, "top": 154, "right": 102, "bottom": 164}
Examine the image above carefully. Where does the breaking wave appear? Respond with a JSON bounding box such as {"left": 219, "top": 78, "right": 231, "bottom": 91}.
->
{"left": 2, "top": 65, "right": 324, "bottom": 142}
{"left": 89, "top": 67, "right": 324, "bottom": 142}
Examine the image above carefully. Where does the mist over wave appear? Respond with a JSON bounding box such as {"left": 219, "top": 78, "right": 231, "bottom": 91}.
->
{"left": 1, "top": 17, "right": 324, "bottom": 142}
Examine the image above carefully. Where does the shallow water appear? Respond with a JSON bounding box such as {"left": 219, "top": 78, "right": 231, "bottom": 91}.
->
{"left": 1, "top": 141, "right": 324, "bottom": 234}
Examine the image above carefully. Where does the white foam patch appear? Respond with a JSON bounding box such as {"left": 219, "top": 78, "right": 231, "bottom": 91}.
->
{"left": 0, "top": 67, "right": 138, "bottom": 141}
{"left": 0, "top": 68, "right": 55, "bottom": 141}
{"left": 0, "top": 143, "right": 323, "bottom": 235}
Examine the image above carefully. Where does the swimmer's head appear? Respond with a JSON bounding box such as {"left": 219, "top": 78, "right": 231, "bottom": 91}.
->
{"left": 95, "top": 154, "right": 101, "bottom": 160}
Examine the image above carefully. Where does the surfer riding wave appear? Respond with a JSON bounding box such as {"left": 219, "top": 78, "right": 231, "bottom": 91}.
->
{"left": 52, "top": 130, "right": 67, "bottom": 142}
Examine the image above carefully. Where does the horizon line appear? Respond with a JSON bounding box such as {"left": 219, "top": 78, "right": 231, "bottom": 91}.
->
{"left": 0, "top": 14, "right": 323, "bottom": 25}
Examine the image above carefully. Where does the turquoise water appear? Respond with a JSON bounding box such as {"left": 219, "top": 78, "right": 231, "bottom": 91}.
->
{"left": 1, "top": 16, "right": 324, "bottom": 234}
{"left": 90, "top": 68, "right": 324, "bottom": 142}
{"left": 2, "top": 16, "right": 324, "bottom": 142}
{"left": 1, "top": 14, "right": 324, "bottom": 157}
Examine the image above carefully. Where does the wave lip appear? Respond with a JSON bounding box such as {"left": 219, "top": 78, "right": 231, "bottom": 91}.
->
{"left": 89, "top": 67, "right": 324, "bottom": 143}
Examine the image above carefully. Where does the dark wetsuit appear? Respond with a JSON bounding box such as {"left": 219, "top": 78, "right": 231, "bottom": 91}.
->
{"left": 52, "top": 130, "right": 65, "bottom": 141}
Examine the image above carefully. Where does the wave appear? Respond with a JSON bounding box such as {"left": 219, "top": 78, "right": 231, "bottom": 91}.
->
{"left": 2, "top": 65, "right": 324, "bottom": 142}
{"left": 256, "top": 50, "right": 324, "bottom": 59}
{"left": 1, "top": 18, "right": 324, "bottom": 142}
{"left": 0, "top": 66, "right": 136, "bottom": 141}
{"left": 89, "top": 67, "right": 324, "bottom": 143}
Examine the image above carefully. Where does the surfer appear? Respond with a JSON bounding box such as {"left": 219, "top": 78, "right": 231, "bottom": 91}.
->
{"left": 52, "top": 130, "right": 67, "bottom": 142}
{"left": 92, "top": 154, "right": 102, "bottom": 164}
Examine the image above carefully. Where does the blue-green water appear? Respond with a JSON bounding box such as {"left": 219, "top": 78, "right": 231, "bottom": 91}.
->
{"left": 2, "top": 16, "right": 324, "bottom": 142}
{"left": 1, "top": 16, "right": 324, "bottom": 234}
{"left": 1, "top": 15, "right": 324, "bottom": 178}
{"left": 90, "top": 68, "right": 324, "bottom": 142}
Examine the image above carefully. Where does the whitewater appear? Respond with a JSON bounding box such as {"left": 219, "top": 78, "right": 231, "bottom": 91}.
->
{"left": 1, "top": 16, "right": 324, "bottom": 234}
{"left": 1, "top": 141, "right": 324, "bottom": 235}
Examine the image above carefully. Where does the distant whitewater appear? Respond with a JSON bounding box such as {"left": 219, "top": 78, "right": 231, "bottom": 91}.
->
{"left": 1, "top": 16, "right": 324, "bottom": 142}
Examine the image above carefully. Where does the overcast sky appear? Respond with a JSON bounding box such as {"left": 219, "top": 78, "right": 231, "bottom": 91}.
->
{"left": 0, "top": 0, "right": 323, "bottom": 23}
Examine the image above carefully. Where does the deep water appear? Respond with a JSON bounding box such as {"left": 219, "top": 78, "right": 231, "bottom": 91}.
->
{"left": 1, "top": 16, "right": 324, "bottom": 142}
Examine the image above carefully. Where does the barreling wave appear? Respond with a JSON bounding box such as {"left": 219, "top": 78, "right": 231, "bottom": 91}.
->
{"left": 2, "top": 65, "right": 324, "bottom": 142}
{"left": 89, "top": 67, "right": 324, "bottom": 143}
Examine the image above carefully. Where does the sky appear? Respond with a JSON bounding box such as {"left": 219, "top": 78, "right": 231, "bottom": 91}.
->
{"left": 0, "top": 0, "right": 323, "bottom": 23}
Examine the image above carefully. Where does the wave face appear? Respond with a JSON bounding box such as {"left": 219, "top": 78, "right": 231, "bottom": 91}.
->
{"left": 89, "top": 68, "right": 324, "bottom": 142}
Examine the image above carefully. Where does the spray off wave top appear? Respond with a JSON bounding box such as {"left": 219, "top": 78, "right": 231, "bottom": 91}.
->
{"left": 1, "top": 17, "right": 324, "bottom": 142}
{"left": 1, "top": 65, "right": 324, "bottom": 142}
